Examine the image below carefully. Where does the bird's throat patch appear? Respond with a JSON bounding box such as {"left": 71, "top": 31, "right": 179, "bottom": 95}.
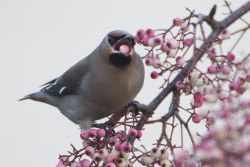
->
{"left": 109, "top": 53, "right": 131, "bottom": 67}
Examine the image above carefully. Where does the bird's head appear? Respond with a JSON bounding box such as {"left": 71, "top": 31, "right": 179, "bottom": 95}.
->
{"left": 102, "top": 30, "right": 136, "bottom": 67}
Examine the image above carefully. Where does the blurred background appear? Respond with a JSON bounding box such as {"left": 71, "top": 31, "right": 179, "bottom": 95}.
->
{"left": 0, "top": 0, "right": 249, "bottom": 166}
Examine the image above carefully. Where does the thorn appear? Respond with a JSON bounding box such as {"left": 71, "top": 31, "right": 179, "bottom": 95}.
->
{"left": 209, "top": 5, "right": 217, "bottom": 19}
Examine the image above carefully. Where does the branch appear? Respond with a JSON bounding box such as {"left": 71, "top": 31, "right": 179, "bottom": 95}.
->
{"left": 134, "top": 1, "right": 250, "bottom": 135}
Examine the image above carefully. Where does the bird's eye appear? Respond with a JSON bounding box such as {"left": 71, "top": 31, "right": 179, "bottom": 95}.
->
{"left": 108, "top": 35, "right": 115, "bottom": 46}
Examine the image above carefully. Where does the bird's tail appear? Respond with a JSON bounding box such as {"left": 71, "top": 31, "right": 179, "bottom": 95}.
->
{"left": 19, "top": 92, "right": 56, "bottom": 106}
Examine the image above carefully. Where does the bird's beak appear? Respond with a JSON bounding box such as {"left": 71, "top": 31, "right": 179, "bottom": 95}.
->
{"left": 112, "top": 35, "right": 134, "bottom": 56}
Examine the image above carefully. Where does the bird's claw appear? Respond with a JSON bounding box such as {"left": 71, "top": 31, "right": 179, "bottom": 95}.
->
{"left": 91, "top": 121, "right": 115, "bottom": 129}
{"left": 127, "top": 100, "right": 140, "bottom": 116}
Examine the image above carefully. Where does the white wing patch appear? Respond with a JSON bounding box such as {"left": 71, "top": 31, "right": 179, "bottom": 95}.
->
{"left": 59, "top": 87, "right": 66, "bottom": 95}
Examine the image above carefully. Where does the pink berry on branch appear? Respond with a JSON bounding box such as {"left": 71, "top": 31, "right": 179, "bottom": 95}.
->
{"left": 116, "top": 130, "right": 125, "bottom": 140}
{"left": 208, "top": 65, "right": 216, "bottom": 74}
{"left": 226, "top": 52, "right": 235, "bottom": 62}
{"left": 115, "top": 142, "right": 122, "bottom": 151}
{"left": 93, "top": 153, "right": 102, "bottom": 162}
{"left": 221, "top": 65, "right": 232, "bottom": 75}
{"left": 161, "top": 42, "right": 169, "bottom": 52}
{"left": 121, "top": 142, "right": 132, "bottom": 153}
{"left": 80, "top": 131, "right": 89, "bottom": 140}
{"left": 146, "top": 28, "right": 155, "bottom": 38}
{"left": 194, "top": 100, "right": 203, "bottom": 108}
{"left": 206, "top": 116, "right": 215, "bottom": 125}
{"left": 134, "top": 35, "right": 140, "bottom": 43}
{"left": 128, "top": 128, "right": 137, "bottom": 138}
{"left": 109, "top": 136, "right": 117, "bottom": 145}
{"left": 173, "top": 17, "right": 183, "bottom": 26}
{"left": 167, "top": 49, "right": 176, "bottom": 58}
{"left": 193, "top": 92, "right": 202, "bottom": 100}
{"left": 192, "top": 114, "right": 201, "bottom": 123}
{"left": 176, "top": 56, "right": 185, "bottom": 66}
{"left": 166, "top": 38, "right": 179, "bottom": 49}
{"left": 137, "top": 29, "right": 145, "bottom": 39}
{"left": 80, "top": 159, "right": 90, "bottom": 167}
{"left": 145, "top": 57, "right": 154, "bottom": 66}
{"left": 220, "top": 29, "right": 231, "bottom": 39}
{"left": 99, "top": 149, "right": 109, "bottom": 159}
{"left": 141, "top": 37, "right": 149, "bottom": 46}
{"left": 97, "top": 129, "right": 106, "bottom": 138}
{"left": 107, "top": 154, "right": 117, "bottom": 163}
{"left": 136, "top": 130, "right": 142, "bottom": 138}
{"left": 183, "top": 38, "right": 193, "bottom": 47}
{"left": 88, "top": 129, "right": 97, "bottom": 138}
{"left": 160, "top": 149, "right": 169, "bottom": 160}
{"left": 153, "top": 36, "right": 163, "bottom": 46}
{"left": 85, "top": 146, "right": 95, "bottom": 157}
{"left": 150, "top": 147, "right": 161, "bottom": 158}
{"left": 70, "top": 162, "right": 80, "bottom": 167}
{"left": 151, "top": 71, "right": 159, "bottom": 79}
{"left": 106, "top": 162, "right": 116, "bottom": 167}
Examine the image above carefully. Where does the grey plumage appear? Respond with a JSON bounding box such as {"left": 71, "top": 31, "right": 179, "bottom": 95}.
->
{"left": 20, "top": 30, "right": 144, "bottom": 130}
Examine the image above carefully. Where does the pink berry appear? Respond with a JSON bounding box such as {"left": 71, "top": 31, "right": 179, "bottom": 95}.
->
{"left": 99, "top": 149, "right": 108, "bottom": 159}
{"left": 226, "top": 53, "right": 235, "bottom": 62}
{"left": 88, "top": 129, "right": 97, "bottom": 138}
{"left": 80, "top": 159, "right": 90, "bottom": 167}
{"left": 85, "top": 146, "right": 94, "bottom": 157}
{"left": 236, "top": 77, "right": 245, "bottom": 86}
{"left": 128, "top": 128, "right": 137, "bottom": 138}
{"left": 193, "top": 92, "right": 202, "bottom": 100}
{"left": 173, "top": 17, "right": 183, "bottom": 26}
{"left": 153, "top": 36, "right": 163, "bottom": 45}
{"left": 136, "top": 130, "right": 142, "bottom": 138}
{"left": 82, "top": 140, "right": 90, "bottom": 147}
{"left": 160, "top": 149, "right": 169, "bottom": 160}
{"left": 116, "top": 130, "right": 125, "bottom": 140}
{"left": 160, "top": 42, "right": 169, "bottom": 52}
{"left": 229, "top": 81, "right": 238, "bottom": 90}
{"left": 176, "top": 56, "right": 185, "bottom": 66}
{"left": 80, "top": 131, "right": 89, "bottom": 140}
{"left": 134, "top": 35, "right": 140, "bottom": 43}
{"left": 192, "top": 114, "right": 201, "bottom": 123}
{"left": 208, "top": 65, "right": 216, "bottom": 74}
{"left": 153, "top": 57, "right": 161, "bottom": 69}
{"left": 146, "top": 28, "right": 154, "bottom": 38}
{"left": 246, "top": 75, "right": 250, "bottom": 82}
{"left": 106, "top": 162, "right": 116, "bottom": 167}
{"left": 93, "top": 153, "right": 102, "bottom": 162}
{"left": 206, "top": 116, "right": 215, "bottom": 125}
{"left": 166, "top": 38, "right": 178, "bottom": 49}
{"left": 194, "top": 100, "right": 203, "bottom": 108}
{"left": 221, "top": 65, "right": 231, "bottom": 75}
{"left": 137, "top": 29, "right": 145, "bottom": 39}
{"left": 97, "top": 129, "right": 106, "bottom": 138}
{"left": 150, "top": 147, "right": 161, "bottom": 158}
{"left": 121, "top": 142, "right": 132, "bottom": 153}
{"left": 70, "top": 162, "right": 80, "bottom": 167}
{"left": 145, "top": 58, "right": 154, "bottom": 66}
{"left": 167, "top": 49, "right": 176, "bottom": 58}
{"left": 107, "top": 154, "right": 116, "bottom": 163}
{"left": 183, "top": 38, "right": 193, "bottom": 47}
{"left": 115, "top": 142, "right": 122, "bottom": 151}
{"left": 175, "top": 81, "right": 185, "bottom": 90}
{"left": 150, "top": 71, "right": 159, "bottom": 79}
{"left": 141, "top": 37, "right": 149, "bottom": 46}
{"left": 109, "top": 136, "right": 117, "bottom": 145}
{"left": 119, "top": 45, "right": 130, "bottom": 54}
{"left": 220, "top": 29, "right": 230, "bottom": 39}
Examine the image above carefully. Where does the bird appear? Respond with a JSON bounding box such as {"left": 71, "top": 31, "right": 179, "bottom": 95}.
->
{"left": 20, "top": 30, "right": 145, "bottom": 130}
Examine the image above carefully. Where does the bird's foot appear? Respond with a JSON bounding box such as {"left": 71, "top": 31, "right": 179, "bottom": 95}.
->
{"left": 91, "top": 121, "right": 115, "bottom": 129}
{"left": 127, "top": 100, "right": 140, "bottom": 116}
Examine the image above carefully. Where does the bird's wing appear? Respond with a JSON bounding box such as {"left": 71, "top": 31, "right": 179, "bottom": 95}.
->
{"left": 41, "top": 57, "right": 89, "bottom": 96}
